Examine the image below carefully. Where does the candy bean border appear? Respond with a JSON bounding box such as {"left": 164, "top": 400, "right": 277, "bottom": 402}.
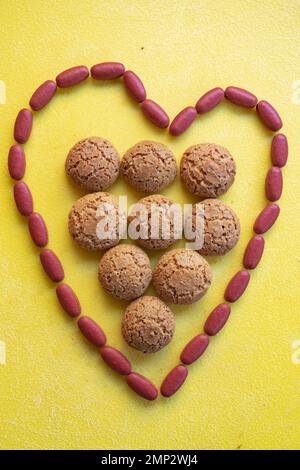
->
{"left": 9, "top": 62, "right": 286, "bottom": 400}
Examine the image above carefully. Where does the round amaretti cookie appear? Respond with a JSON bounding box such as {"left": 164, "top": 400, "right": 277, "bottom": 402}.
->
{"left": 128, "top": 194, "right": 182, "bottom": 250}
{"left": 180, "top": 143, "right": 236, "bottom": 198}
{"left": 153, "top": 248, "right": 212, "bottom": 304}
{"left": 98, "top": 244, "right": 152, "bottom": 301}
{"left": 122, "top": 296, "right": 175, "bottom": 353}
{"left": 68, "top": 192, "right": 125, "bottom": 251}
{"left": 121, "top": 140, "right": 177, "bottom": 193}
{"left": 65, "top": 136, "right": 120, "bottom": 191}
{"left": 189, "top": 198, "right": 240, "bottom": 255}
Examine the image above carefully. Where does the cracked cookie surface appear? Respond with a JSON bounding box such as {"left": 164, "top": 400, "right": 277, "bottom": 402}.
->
{"left": 121, "top": 140, "right": 177, "bottom": 193}
{"left": 65, "top": 136, "right": 120, "bottom": 191}
{"left": 98, "top": 244, "right": 152, "bottom": 301}
{"left": 180, "top": 143, "right": 236, "bottom": 198}
{"left": 68, "top": 192, "right": 124, "bottom": 251}
{"left": 128, "top": 194, "right": 182, "bottom": 250}
{"left": 122, "top": 296, "right": 175, "bottom": 353}
{"left": 190, "top": 198, "right": 240, "bottom": 255}
{"left": 153, "top": 248, "right": 212, "bottom": 304}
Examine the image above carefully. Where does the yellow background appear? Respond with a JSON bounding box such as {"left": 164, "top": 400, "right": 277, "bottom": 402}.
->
{"left": 1, "top": 0, "right": 300, "bottom": 450}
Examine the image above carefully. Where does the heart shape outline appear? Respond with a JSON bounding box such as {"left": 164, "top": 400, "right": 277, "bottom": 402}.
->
{"left": 9, "top": 63, "right": 285, "bottom": 401}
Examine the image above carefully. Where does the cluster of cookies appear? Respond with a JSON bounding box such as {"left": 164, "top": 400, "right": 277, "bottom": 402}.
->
{"left": 66, "top": 137, "right": 240, "bottom": 354}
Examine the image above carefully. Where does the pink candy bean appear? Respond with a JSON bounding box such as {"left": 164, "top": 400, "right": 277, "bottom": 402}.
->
{"left": 265, "top": 167, "right": 283, "bottom": 201}
{"left": 91, "top": 62, "right": 125, "bottom": 79}
{"left": 123, "top": 70, "right": 146, "bottom": 102}
{"left": 29, "top": 80, "right": 57, "bottom": 110}
{"left": 56, "top": 65, "right": 89, "bottom": 88}
{"left": 126, "top": 373, "right": 158, "bottom": 401}
{"left": 40, "top": 249, "right": 64, "bottom": 282}
{"left": 13, "top": 181, "right": 33, "bottom": 216}
{"left": 243, "top": 236, "right": 265, "bottom": 270}
{"left": 28, "top": 212, "right": 48, "bottom": 247}
{"left": 8, "top": 144, "right": 26, "bottom": 180}
{"left": 204, "top": 303, "right": 231, "bottom": 336}
{"left": 225, "top": 270, "right": 250, "bottom": 303}
{"left": 271, "top": 134, "right": 288, "bottom": 167}
{"left": 141, "top": 99, "right": 170, "bottom": 128}
{"left": 14, "top": 109, "right": 32, "bottom": 144}
{"left": 225, "top": 86, "right": 258, "bottom": 108}
{"left": 100, "top": 346, "right": 131, "bottom": 375}
{"left": 256, "top": 100, "right": 283, "bottom": 131}
{"left": 180, "top": 334, "right": 209, "bottom": 365}
{"left": 254, "top": 204, "right": 280, "bottom": 234}
{"left": 56, "top": 284, "right": 81, "bottom": 318}
{"left": 161, "top": 365, "right": 188, "bottom": 398}
{"left": 195, "top": 87, "right": 224, "bottom": 114}
{"left": 169, "top": 106, "right": 197, "bottom": 136}
{"left": 78, "top": 316, "right": 106, "bottom": 347}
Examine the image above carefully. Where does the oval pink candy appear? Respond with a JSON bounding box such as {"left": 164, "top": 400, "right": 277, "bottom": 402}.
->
{"left": 204, "top": 303, "right": 231, "bottom": 336}
{"left": 123, "top": 70, "right": 146, "bottom": 102}
{"left": 29, "top": 80, "right": 57, "bottom": 110}
{"left": 141, "top": 99, "right": 170, "bottom": 128}
{"left": 180, "top": 334, "right": 209, "bottom": 365}
{"left": 8, "top": 144, "right": 26, "bottom": 180}
{"left": 40, "top": 249, "right": 64, "bottom": 282}
{"left": 28, "top": 212, "right": 48, "bottom": 247}
{"left": 265, "top": 167, "right": 283, "bottom": 201}
{"left": 126, "top": 372, "right": 158, "bottom": 401}
{"left": 254, "top": 204, "right": 280, "bottom": 234}
{"left": 56, "top": 65, "right": 89, "bottom": 88}
{"left": 78, "top": 316, "right": 106, "bottom": 347}
{"left": 161, "top": 365, "right": 188, "bottom": 398}
{"left": 271, "top": 134, "right": 288, "bottom": 167}
{"left": 195, "top": 87, "right": 224, "bottom": 114}
{"left": 14, "top": 109, "right": 33, "bottom": 144}
{"left": 91, "top": 62, "right": 125, "bottom": 79}
{"left": 169, "top": 106, "right": 197, "bottom": 136}
{"left": 100, "top": 346, "right": 131, "bottom": 376}
{"left": 243, "top": 236, "right": 265, "bottom": 270}
{"left": 56, "top": 284, "right": 81, "bottom": 317}
{"left": 256, "top": 100, "right": 283, "bottom": 131}
{"left": 225, "top": 86, "right": 258, "bottom": 108}
{"left": 13, "top": 181, "right": 33, "bottom": 216}
{"left": 224, "top": 270, "right": 250, "bottom": 303}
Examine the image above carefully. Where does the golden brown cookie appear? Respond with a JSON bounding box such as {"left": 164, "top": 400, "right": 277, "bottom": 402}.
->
{"left": 153, "top": 248, "right": 212, "bottom": 304}
{"left": 65, "top": 137, "right": 120, "bottom": 191}
{"left": 68, "top": 192, "right": 125, "bottom": 251}
{"left": 189, "top": 198, "right": 240, "bottom": 255}
{"left": 121, "top": 296, "right": 175, "bottom": 353}
{"left": 180, "top": 143, "right": 236, "bottom": 198}
{"left": 98, "top": 244, "right": 152, "bottom": 301}
{"left": 128, "top": 194, "right": 182, "bottom": 250}
{"left": 121, "top": 141, "right": 177, "bottom": 193}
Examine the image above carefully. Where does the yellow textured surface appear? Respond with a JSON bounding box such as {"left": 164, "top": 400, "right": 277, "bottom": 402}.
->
{"left": 0, "top": 0, "right": 300, "bottom": 450}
